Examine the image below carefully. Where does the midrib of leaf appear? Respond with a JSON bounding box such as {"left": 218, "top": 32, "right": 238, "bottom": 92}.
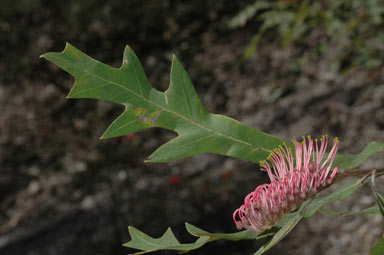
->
{"left": 50, "top": 52, "right": 272, "bottom": 154}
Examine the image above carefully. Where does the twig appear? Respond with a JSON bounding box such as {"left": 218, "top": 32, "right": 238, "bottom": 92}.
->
{"left": 332, "top": 168, "right": 384, "bottom": 184}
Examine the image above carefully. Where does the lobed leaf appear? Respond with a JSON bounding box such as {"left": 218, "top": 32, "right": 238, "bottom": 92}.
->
{"left": 41, "top": 44, "right": 384, "bottom": 166}
{"left": 185, "top": 223, "right": 260, "bottom": 242}
{"left": 123, "top": 226, "right": 209, "bottom": 254}
{"left": 41, "top": 43, "right": 287, "bottom": 163}
{"left": 124, "top": 223, "right": 274, "bottom": 254}
{"left": 41, "top": 43, "right": 384, "bottom": 254}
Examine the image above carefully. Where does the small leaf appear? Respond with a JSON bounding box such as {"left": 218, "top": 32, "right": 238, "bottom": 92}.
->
{"left": 303, "top": 178, "right": 366, "bottom": 218}
{"left": 371, "top": 170, "right": 384, "bottom": 217}
{"left": 334, "top": 141, "right": 384, "bottom": 169}
{"left": 253, "top": 212, "right": 302, "bottom": 255}
{"left": 319, "top": 205, "right": 380, "bottom": 216}
{"left": 185, "top": 223, "right": 260, "bottom": 242}
{"left": 42, "top": 43, "right": 287, "bottom": 163}
{"left": 123, "top": 226, "right": 209, "bottom": 254}
{"left": 371, "top": 235, "right": 384, "bottom": 255}
{"left": 251, "top": 200, "right": 311, "bottom": 255}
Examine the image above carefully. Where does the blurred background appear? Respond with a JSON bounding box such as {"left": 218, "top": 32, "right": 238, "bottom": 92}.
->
{"left": 1, "top": 0, "right": 384, "bottom": 254}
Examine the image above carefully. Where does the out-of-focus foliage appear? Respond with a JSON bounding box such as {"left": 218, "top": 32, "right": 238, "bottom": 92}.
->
{"left": 43, "top": 40, "right": 384, "bottom": 254}
{"left": 371, "top": 170, "right": 384, "bottom": 217}
{"left": 230, "top": 0, "right": 384, "bottom": 71}
{"left": 369, "top": 170, "right": 384, "bottom": 254}
{"left": 371, "top": 234, "right": 384, "bottom": 255}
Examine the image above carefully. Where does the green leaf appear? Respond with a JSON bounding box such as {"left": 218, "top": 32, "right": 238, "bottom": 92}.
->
{"left": 371, "top": 235, "right": 384, "bottom": 255}
{"left": 304, "top": 178, "right": 366, "bottom": 218}
{"left": 123, "top": 226, "right": 209, "bottom": 254}
{"left": 41, "top": 43, "right": 287, "bottom": 163}
{"left": 253, "top": 212, "right": 302, "bottom": 255}
{"left": 371, "top": 170, "right": 384, "bottom": 217}
{"left": 319, "top": 205, "right": 380, "bottom": 216}
{"left": 124, "top": 223, "right": 272, "bottom": 254}
{"left": 334, "top": 141, "right": 384, "bottom": 169}
{"left": 185, "top": 201, "right": 311, "bottom": 255}
{"left": 251, "top": 178, "right": 372, "bottom": 254}
{"left": 250, "top": 199, "right": 312, "bottom": 255}
{"left": 185, "top": 223, "right": 260, "bottom": 242}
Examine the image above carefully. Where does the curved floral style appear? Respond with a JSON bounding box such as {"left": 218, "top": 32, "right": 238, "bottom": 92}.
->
{"left": 233, "top": 135, "right": 339, "bottom": 233}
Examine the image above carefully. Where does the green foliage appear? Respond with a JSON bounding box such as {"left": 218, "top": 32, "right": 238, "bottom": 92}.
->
{"left": 185, "top": 223, "right": 261, "bottom": 241}
{"left": 371, "top": 235, "right": 384, "bottom": 255}
{"left": 319, "top": 205, "right": 380, "bottom": 216}
{"left": 41, "top": 43, "right": 287, "bottom": 163}
{"left": 121, "top": 179, "right": 369, "bottom": 254}
{"left": 123, "top": 223, "right": 267, "bottom": 254}
{"left": 122, "top": 179, "right": 371, "bottom": 255}
{"left": 303, "top": 178, "right": 366, "bottom": 218}
{"left": 123, "top": 226, "right": 209, "bottom": 254}
{"left": 371, "top": 170, "right": 384, "bottom": 217}
{"left": 253, "top": 211, "right": 303, "bottom": 255}
{"left": 230, "top": 0, "right": 384, "bottom": 70}
{"left": 41, "top": 44, "right": 384, "bottom": 167}
{"left": 42, "top": 44, "right": 384, "bottom": 254}
{"left": 371, "top": 169, "right": 384, "bottom": 255}
{"left": 334, "top": 142, "right": 384, "bottom": 169}
{"left": 253, "top": 178, "right": 370, "bottom": 254}
{"left": 122, "top": 215, "right": 296, "bottom": 254}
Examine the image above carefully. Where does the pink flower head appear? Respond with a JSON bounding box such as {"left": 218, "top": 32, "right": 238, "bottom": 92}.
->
{"left": 233, "top": 135, "right": 339, "bottom": 232}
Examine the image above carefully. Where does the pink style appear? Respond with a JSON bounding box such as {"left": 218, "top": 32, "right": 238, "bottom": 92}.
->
{"left": 233, "top": 135, "right": 339, "bottom": 233}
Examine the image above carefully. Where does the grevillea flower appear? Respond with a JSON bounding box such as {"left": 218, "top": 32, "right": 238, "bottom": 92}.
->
{"left": 233, "top": 135, "right": 339, "bottom": 233}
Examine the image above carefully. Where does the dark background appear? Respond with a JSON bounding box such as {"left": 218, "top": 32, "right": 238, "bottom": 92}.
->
{"left": 1, "top": 0, "right": 384, "bottom": 254}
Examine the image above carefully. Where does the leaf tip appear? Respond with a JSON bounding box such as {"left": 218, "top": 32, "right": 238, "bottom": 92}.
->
{"left": 99, "top": 130, "right": 110, "bottom": 140}
{"left": 171, "top": 54, "right": 180, "bottom": 64}
{"left": 122, "top": 45, "right": 134, "bottom": 65}
{"left": 63, "top": 42, "right": 74, "bottom": 52}
{"left": 124, "top": 44, "right": 133, "bottom": 51}
{"left": 40, "top": 42, "right": 73, "bottom": 62}
{"left": 144, "top": 157, "right": 160, "bottom": 163}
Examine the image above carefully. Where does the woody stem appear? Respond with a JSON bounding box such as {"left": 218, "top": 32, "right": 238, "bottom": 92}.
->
{"left": 333, "top": 168, "right": 384, "bottom": 184}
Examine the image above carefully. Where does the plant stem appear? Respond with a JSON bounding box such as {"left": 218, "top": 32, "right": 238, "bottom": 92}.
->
{"left": 333, "top": 168, "right": 384, "bottom": 184}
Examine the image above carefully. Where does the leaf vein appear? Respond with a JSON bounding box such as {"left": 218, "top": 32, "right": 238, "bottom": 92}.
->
{"left": 50, "top": 52, "right": 270, "bottom": 154}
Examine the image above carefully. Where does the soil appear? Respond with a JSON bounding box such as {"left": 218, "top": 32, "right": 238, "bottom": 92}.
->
{"left": 1, "top": 1, "right": 384, "bottom": 255}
